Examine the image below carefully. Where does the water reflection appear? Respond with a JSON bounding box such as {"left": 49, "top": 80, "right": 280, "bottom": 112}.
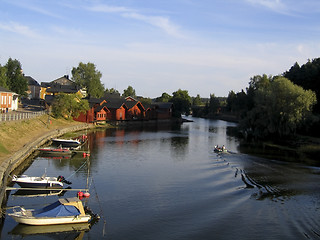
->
{"left": 2, "top": 118, "right": 320, "bottom": 240}
{"left": 9, "top": 222, "right": 90, "bottom": 239}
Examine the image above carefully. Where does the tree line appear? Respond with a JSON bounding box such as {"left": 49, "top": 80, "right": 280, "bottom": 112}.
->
{"left": 1, "top": 57, "right": 319, "bottom": 139}
{"left": 223, "top": 58, "right": 320, "bottom": 139}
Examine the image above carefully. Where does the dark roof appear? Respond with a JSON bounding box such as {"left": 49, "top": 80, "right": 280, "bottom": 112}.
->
{"left": 151, "top": 102, "right": 173, "bottom": 109}
{"left": 41, "top": 82, "right": 51, "bottom": 88}
{"left": 46, "top": 84, "right": 80, "bottom": 94}
{"left": 24, "top": 76, "right": 40, "bottom": 86}
{"left": 95, "top": 103, "right": 109, "bottom": 112}
{"left": 125, "top": 101, "right": 138, "bottom": 109}
{"left": 125, "top": 100, "right": 146, "bottom": 111}
{"left": 106, "top": 99, "right": 128, "bottom": 109}
{"left": 0, "top": 86, "right": 14, "bottom": 93}
{"left": 41, "top": 75, "right": 75, "bottom": 88}
{"left": 52, "top": 75, "right": 74, "bottom": 86}
{"left": 104, "top": 92, "right": 121, "bottom": 99}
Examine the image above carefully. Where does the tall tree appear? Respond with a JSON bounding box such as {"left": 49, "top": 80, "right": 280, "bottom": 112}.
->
{"left": 156, "top": 92, "right": 171, "bottom": 102}
{"left": 71, "top": 62, "right": 104, "bottom": 98}
{"left": 122, "top": 86, "right": 136, "bottom": 98}
{"left": 5, "top": 58, "right": 28, "bottom": 95}
{"left": 171, "top": 89, "right": 191, "bottom": 116}
{"left": 192, "top": 94, "right": 203, "bottom": 106}
{"left": 0, "top": 64, "right": 8, "bottom": 88}
{"left": 284, "top": 58, "right": 320, "bottom": 113}
{"left": 241, "top": 76, "right": 317, "bottom": 138}
{"left": 105, "top": 88, "right": 120, "bottom": 94}
{"left": 52, "top": 93, "right": 89, "bottom": 119}
{"left": 206, "top": 94, "right": 220, "bottom": 116}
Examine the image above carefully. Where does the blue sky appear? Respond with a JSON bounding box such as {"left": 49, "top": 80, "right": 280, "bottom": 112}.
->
{"left": 1, "top": 0, "right": 319, "bottom": 98}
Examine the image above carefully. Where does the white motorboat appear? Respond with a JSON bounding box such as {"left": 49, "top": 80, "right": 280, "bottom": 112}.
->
{"left": 12, "top": 174, "right": 71, "bottom": 189}
{"left": 8, "top": 197, "right": 94, "bottom": 225}
{"left": 51, "top": 138, "right": 81, "bottom": 148}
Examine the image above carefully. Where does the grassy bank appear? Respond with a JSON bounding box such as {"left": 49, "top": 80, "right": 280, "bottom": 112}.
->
{"left": 0, "top": 115, "right": 86, "bottom": 163}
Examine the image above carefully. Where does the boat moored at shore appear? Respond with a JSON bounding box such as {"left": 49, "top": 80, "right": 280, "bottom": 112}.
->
{"left": 8, "top": 197, "right": 95, "bottom": 225}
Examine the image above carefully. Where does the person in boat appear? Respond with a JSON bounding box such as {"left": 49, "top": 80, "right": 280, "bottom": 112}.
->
{"left": 222, "top": 145, "right": 225, "bottom": 151}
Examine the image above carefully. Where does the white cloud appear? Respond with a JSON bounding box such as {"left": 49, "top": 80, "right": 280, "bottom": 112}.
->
{"left": 86, "top": 4, "right": 132, "bottom": 13}
{"left": 122, "top": 12, "right": 184, "bottom": 38}
{"left": 245, "top": 0, "right": 288, "bottom": 14}
{"left": 0, "top": 21, "right": 40, "bottom": 38}
{"left": 4, "top": 0, "right": 63, "bottom": 19}
{"left": 86, "top": 3, "right": 184, "bottom": 38}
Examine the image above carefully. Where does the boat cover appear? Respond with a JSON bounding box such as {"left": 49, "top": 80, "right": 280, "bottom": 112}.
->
{"left": 33, "top": 201, "right": 80, "bottom": 217}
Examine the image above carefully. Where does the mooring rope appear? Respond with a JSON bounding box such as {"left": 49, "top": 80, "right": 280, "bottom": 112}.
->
{"left": 65, "top": 158, "right": 88, "bottom": 181}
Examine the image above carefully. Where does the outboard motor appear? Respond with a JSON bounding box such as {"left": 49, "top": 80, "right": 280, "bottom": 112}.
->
{"left": 57, "top": 175, "right": 72, "bottom": 185}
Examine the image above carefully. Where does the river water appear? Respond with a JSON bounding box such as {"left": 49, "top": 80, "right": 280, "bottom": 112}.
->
{"left": 1, "top": 117, "right": 320, "bottom": 239}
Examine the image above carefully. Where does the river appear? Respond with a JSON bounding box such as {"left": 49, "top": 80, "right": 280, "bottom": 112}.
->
{"left": 1, "top": 117, "right": 320, "bottom": 239}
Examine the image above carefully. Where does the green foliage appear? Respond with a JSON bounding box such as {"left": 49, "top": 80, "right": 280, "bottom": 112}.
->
{"left": 52, "top": 93, "right": 89, "bottom": 119}
{"left": 156, "top": 92, "right": 171, "bottom": 102}
{"left": 139, "top": 97, "right": 152, "bottom": 105}
{"left": 171, "top": 89, "right": 191, "bottom": 116}
{"left": 241, "top": 76, "right": 317, "bottom": 138}
{"left": 122, "top": 86, "right": 136, "bottom": 98}
{"left": 5, "top": 58, "right": 28, "bottom": 96}
{"left": 0, "top": 64, "right": 8, "bottom": 88}
{"left": 208, "top": 94, "right": 220, "bottom": 115}
{"left": 284, "top": 58, "right": 320, "bottom": 113}
{"left": 72, "top": 62, "right": 104, "bottom": 98}
{"left": 192, "top": 94, "right": 203, "bottom": 106}
{"left": 105, "top": 88, "right": 120, "bottom": 94}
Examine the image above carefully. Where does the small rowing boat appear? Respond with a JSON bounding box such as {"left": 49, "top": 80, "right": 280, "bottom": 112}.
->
{"left": 38, "top": 147, "right": 73, "bottom": 155}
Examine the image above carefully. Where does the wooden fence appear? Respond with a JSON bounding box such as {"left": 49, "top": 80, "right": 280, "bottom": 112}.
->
{"left": 0, "top": 111, "right": 46, "bottom": 122}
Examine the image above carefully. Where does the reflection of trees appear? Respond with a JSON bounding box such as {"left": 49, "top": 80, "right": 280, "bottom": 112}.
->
{"left": 170, "top": 136, "right": 189, "bottom": 159}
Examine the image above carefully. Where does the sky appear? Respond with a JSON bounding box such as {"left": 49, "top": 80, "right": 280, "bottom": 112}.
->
{"left": 0, "top": 0, "right": 320, "bottom": 98}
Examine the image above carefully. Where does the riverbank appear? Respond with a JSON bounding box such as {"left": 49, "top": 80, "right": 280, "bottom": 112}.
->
{"left": 0, "top": 115, "right": 98, "bottom": 215}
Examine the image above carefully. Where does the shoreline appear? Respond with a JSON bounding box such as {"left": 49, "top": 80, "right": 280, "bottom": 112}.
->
{"left": 0, "top": 116, "right": 184, "bottom": 218}
{"left": 0, "top": 116, "right": 96, "bottom": 217}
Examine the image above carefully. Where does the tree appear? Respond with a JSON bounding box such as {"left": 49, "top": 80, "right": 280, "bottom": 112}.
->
{"left": 284, "top": 58, "right": 320, "bottom": 113}
{"left": 52, "top": 93, "right": 89, "bottom": 119}
{"left": 241, "top": 76, "right": 317, "bottom": 138}
{"left": 192, "top": 94, "right": 203, "bottom": 106}
{"left": 209, "top": 94, "right": 220, "bottom": 114}
{"left": 156, "top": 92, "right": 171, "bottom": 102}
{"left": 0, "top": 64, "right": 8, "bottom": 88}
{"left": 71, "top": 62, "right": 104, "bottom": 98}
{"left": 5, "top": 58, "right": 28, "bottom": 96}
{"left": 105, "top": 88, "right": 120, "bottom": 94}
{"left": 139, "top": 97, "right": 152, "bottom": 105}
{"left": 122, "top": 86, "right": 136, "bottom": 98}
{"left": 171, "top": 89, "right": 191, "bottom": 116}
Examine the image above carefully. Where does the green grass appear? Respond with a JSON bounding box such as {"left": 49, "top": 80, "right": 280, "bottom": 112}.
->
{"left": 0, "top": 142, "right": 9, "bottom": 154}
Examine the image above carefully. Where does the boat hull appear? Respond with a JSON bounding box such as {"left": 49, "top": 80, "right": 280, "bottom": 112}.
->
{"left": 15, "top": 182, "right": 63, "bottom": 189}
{"left": 12, "top": 176, "right": 63, "bottom": 189}
{"left": 9, "top": 213, "right": 91, "bottom": 225}
{"left": 38, "top": 148, "right": 72, "bottom": 155}
{"left": 51, "top": 139, "right": 81, "bottom": 148}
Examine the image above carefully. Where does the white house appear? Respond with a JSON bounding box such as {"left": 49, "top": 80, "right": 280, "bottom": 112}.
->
{"left": 0, "top": 86, "right": 19, "bottom": 112}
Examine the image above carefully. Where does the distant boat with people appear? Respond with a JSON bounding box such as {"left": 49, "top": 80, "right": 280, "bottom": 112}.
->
{"left": 214, "top": 145, "right": 228, "bottom": 153}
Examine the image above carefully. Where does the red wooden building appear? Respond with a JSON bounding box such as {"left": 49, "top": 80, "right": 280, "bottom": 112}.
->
{"left": 125, "top": 100, "right": 146, "bottom": 120}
